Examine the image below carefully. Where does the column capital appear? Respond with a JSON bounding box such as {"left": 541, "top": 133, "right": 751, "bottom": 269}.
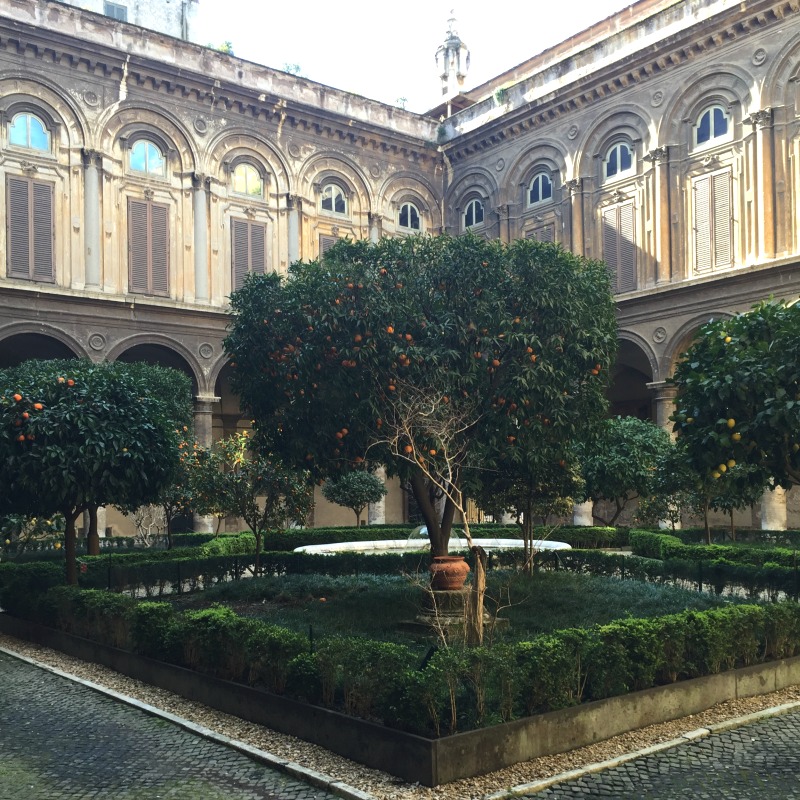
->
{"left": 192, "top": 172, "right": 211, "bottom": 189}
{"left": 747, "top": 108, "right": 773, "bottom": 128}
{"left": 81, "top": 148, "right": 102, "bottom": 168}
{"left": 645, "top": 380, "right": 677, "bottom": 399}
{"left": 565, "top": 177, "right": 582, "bottom": 195}
{"left": 286, "top": 193, "right": 302, "bottom": 211}
{"left": 644, "top": 146, "right": 669, "bottom": 164}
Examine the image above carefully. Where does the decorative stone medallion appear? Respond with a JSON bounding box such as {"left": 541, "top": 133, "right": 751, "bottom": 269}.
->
{"left": 82, "top": 90, "right": 99, "bottom": 107}
{"left": 88, "top": 333, "right": 106, "bottom": 351}
{"left": 193, "top": 118, "right": 208, "bottom": 135}
{"left": 199, "top": 342, "right": 214, "bottom": 359}
{"left": 752, "top": 48, "right": 768, "bottom": 66}
{"left": 495, "top": 158, "right": 505, "bottom": 171}
{"left": 651, "top": 90, "right": 664, "bottom": 108}
{"left": 653, "top": 326, "right": 667, "bottom": 344}
{"left": 567, "top": 124, "right": 579, "bottom": 140}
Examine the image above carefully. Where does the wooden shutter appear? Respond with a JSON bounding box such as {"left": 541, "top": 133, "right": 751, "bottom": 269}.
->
{"left": 128, "top": 197, "right": 169, "bottom": 296}
{"left": 150, "top": 203, "right": 169, "bottom": 296}
{"left": 526, "top": 224, "right": 555, "bottom": 243}
{"left": 319, "top": 234, "right": 338, "bottom": 256}
{"left": 232, "top": 219, "right": 267, "bottom": 291}
{"left": 602, "top": 201, "right": 636, "bottom": 294}
{"left": 7, "top": 176, "right": 54, "bottom": 282}
{"left": 693, "top": 169, "right": 732, "bottom": 274}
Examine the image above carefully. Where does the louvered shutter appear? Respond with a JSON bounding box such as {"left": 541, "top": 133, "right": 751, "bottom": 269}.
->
{"left": 7, "top": 176, "right": 30, "bottom": 279}
{"left": 712, "top": 170, "right": 732, "bottom": 269}
{"left": 617, "top": 202, "right": 636, "bottom": 293}
{"left": 150, "top": 203, "right": 169, "bottom": 296}
{"left": 526, "top": 224, "right": 555, "bottom": 243}
{"left": 7, "top": 176, "right": 53, "bottom": 282}
{"left": 320, "top": 234, "right": 338, "bottom": 256}
{"left": 128, "top": 198, "right": 150, "bottom": 293}
{"left": 693, "top": 174, "right": 712, "bottom": 274}
{"left": 32, "top": 181, "right": 54, "bottom": 282}
{"left": 602, "top": 202, "right": 636, "bottom": 294}
{"left": 250, "top": 222, "right": 266, "bottom": 275}
{"left": 231, "top": 218, "right": 249, "bottom": 290}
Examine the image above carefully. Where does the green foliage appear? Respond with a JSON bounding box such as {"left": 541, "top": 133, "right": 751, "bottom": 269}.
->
{"left": 672, "top": 300, "right": 800, "bottom": 492}
{"left": 0, "top": 359, "right": 192, "bottom": 582}
{"left": 577, "top": 416, "right": 672, "bottom": 526}
{"left": 322, "top": 471, "right": 387, "bottom": 525}
{"left": 225, "top": 233, "right": 617, "bottom": 555}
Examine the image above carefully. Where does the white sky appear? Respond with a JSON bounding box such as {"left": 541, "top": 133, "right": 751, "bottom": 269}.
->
{"left": 194, "top": 1, "right": 635, "bottom": 113}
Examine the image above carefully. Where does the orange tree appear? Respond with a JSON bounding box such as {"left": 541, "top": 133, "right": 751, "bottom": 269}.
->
{"left": 225, "top": 233, "right": 617, "bottom": 557}
{"left": 0, "top": 359, "right": 192, "bottom": 583}
{"left": 672, "top": 300, "right": 800, "bottom": 501}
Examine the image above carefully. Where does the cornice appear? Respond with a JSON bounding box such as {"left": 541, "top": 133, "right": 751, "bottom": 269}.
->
{"left": 442, "top": 0, "right": 800, "bottom": 163}
{"left": 0, "top": 10, "right": 440, "bottom": 167}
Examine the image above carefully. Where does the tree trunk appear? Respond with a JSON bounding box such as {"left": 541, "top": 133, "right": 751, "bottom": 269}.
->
{"left": 729, "top": 508, "right": 736, "bottom": 542}
{"left": 64, "top": 510, "right": 80, "bottom": 585}
{"left": 409, "top": 471, "right": 456, "bottom": 556}
{"left": 254, "top": 531, "right": 262, "bottom": 576}
{"left": 86, "top": 504, "right": 100, "bottom": 556}
{"left": 468, "top": 545, "right": 487, "bottom": 646}
{"left": 704, "top": 499, "right": 711, "bottom": 544}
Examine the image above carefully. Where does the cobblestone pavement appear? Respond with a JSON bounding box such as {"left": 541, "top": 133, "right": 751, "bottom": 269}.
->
{"left": 0, "top": 651, "right": 342, "bottom": 800}
{"left": 525, "top": 710, "right": 800, "bottom": 798}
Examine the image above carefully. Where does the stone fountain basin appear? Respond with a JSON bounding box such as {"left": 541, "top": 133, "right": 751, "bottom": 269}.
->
{"left": 293, "top": 537, "right": 572, "bottom": 555}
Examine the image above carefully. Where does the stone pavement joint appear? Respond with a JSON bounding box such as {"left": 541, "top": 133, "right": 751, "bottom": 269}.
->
{"left": 0, "top": 646, "right": 375, "bottom": 800}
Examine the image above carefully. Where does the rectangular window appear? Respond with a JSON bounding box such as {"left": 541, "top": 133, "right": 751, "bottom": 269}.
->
{"left": 693, "top": 169, "right": 732, "bottom": 274}
{"left": 526, "top": 224, "right": 555, "bottom": 243}
{"left": 128, "top": 197, "right": 169, "bottom": 296}
{"left": 6, "top": 175, "right": 54, "bottom": 283}
{"left": 602, "top": 201, "right": 636, "bottom": 294}
{"left": 104, "top": 1, "right": 128, "bottom": 21}
{"left": 231, "top": 218, "right": 266, "bottom": 290}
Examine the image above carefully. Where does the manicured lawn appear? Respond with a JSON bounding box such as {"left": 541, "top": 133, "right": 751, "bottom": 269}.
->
{"left": 170, "top": 568, "right": 735, "bottom": 645}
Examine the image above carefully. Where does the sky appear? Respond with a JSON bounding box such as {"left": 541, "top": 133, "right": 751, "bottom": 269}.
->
{"left": 194, "top": 1, "right": 635, "bottom": 113}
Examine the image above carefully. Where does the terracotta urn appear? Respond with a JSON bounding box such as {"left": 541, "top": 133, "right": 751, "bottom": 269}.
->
{"left": 429, "top": 555, "right": 470, "bottom": 590}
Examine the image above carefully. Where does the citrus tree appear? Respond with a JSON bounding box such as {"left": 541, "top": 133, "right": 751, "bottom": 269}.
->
{"left": 225, "top": 233, "right": 617, "bottom": 557}
{"left": 198, "top": 431, "right": 313, "bottom": 574}
{"left": 322, "top": 470, "right": 387, "bottom": 526}
{"left": 0, "top": 359, "right": 192, "bottom": 582}
{"left": 577, "top": 416, "right": 673, "bottom": 526}
{"left": 672, "top": 300, "right": 800, "bottom": 497}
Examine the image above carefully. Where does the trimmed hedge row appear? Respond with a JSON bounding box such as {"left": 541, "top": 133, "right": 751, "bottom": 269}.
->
{"left": 12, "top": 584, "right": 800, "bottom": 736}
{"left": 630, "top": 529, "right": 800, "bottom": 569}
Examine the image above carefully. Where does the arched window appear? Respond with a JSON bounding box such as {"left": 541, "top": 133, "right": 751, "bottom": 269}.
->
{"left": 321, "top": 182, "right": 347, "bottom": 215}
{"left": 232, "top": 163, "right": 264, "bottom": 198}
{"left": 528, "top": 172, "right": 553, "bottom": 206}
{"left": 129, "top": 139, "right": 166, "bottom": 177}
{"left": 694, "top": 105, "right": 730, "bottom": 148}
{"left": 398, "top": 201, "right": 421, "bottom": 231}
{"left": 463, "top": 198, "right": 484, "bottom": 229}
{"left": 9, "top": 112, "right": 50, "bottom": 152}
{"left": 604, "top": 142, "right": 634, "bottom": 181}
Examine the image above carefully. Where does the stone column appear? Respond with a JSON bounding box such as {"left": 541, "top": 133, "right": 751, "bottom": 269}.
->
{"left": 368, "top": 212, "right": 381, "bottom": 244}
{"left": 750, "top": 109, "right": 775, "bottom": 261}
{"left": 496, "top": 204, "right": 511, "bottom": 243}
{"left": 646, "top": 381, "right": 678, "bottom": 434}
{"left": 566, "top": 178, "right": 584, "bottom": 256}
{"left": 645, "top": 147, "right": 671, "bottom": 284}
{"left": 83, "top": 149, "right": 102, "bottom": 288}
{"left": 572, "top": 500, "right": 594, "bottom": 526}
{"left": 287, "top": 194, "right": 300, "bottom": 264}
{"left": 367, "top": 466, "right": 387, "bottom": 525}
{"left": 193, "top": 174, "right": 209, "bottom": 302}
{"left": 761, "top": 486, "right": 787, "bottom": 531}
{"left": 193, "top": 394, "right": 219, "bottom": 533}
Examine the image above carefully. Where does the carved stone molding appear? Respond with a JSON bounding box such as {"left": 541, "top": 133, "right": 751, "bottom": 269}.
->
{"left": 143, "top": 187, "right": 155, "bottom": 200}
{"left": 565, "top": 178, "right": 582, "bottom": 195}
{"left": 192, "top": 172, "right": 210, "bottom": 190}
{"left": 747, "top": 108, "right": 773, "bottom": 128}
{"left": 81, "top": 149, "right": 102, "bottom": 168}
{"left": 644, "top": 146, "right": 669, "bottom": 163}
{"left": 19, "top": 160, "right": 38, "bottom": 174}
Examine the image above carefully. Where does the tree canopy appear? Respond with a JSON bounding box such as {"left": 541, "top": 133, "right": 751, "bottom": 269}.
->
{"left": 672, "top": 300, "right": 800, "bottom": 494}
{"left": 0, "top": 359, "right": 192, "bottom": 582}
{"left": 225, "top": 233, "right": 617, "bottom": 555}
{"left": 322, "top": 471, "right": 387, "bottom": 526}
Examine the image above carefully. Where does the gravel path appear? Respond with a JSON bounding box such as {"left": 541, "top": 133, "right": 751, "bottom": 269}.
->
{"left": 3, "top": 632, "right": 800, "bottom": 799}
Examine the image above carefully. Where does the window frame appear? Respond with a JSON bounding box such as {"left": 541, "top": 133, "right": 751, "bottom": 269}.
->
{"left": 603, "top": 141, "right": 635, "bottom": 183}
{"left": 693, "top": 104, "right": 732, "bottom": 150}
{"left": 692, "top": 167, "right": 733, "bottom": 275}
{"left": 527, "top": 171, "right": 553, "bottom": 207}
{"left": 463, "top": 197, "right": 485, "bottom": 231}
{"left": 397, "top": 200, "right": 422, "bottom": 232}
{"left": 127, "top": 196, "right": 170, "bottom": 297}
{"left": 104, "top": 1, "right": 128, "bottom": 21}
{"left": 601, "top": 200, "right": 636, "bottom": 294}
{"left": 231, "top": 217, "right": 267, "bottom": 290}
{"left": 6, "top": 174, "right": 55, "bottom": 283}
{"left": 8, "top": 111, "right": 51, "bottom": 153}
{"left": 320, "top": 182, "right": 348, "bottom": 217}
{"left": 128, "top": 138, "right": 167, "bottom": 179}
{"left": 231, "top": 162, "right": 265, "bottom": 199}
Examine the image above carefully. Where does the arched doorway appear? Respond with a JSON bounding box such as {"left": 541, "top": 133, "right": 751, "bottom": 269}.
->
{"left": 608, "top": 339, "right": 655, "bottom": 420}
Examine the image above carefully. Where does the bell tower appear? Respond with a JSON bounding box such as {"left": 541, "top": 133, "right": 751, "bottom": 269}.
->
{"left": 435, "top": 11, "right": 470, "bottom": 114}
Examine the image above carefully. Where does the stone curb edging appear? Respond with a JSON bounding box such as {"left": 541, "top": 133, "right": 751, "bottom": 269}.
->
{"left": 487, "top": 701, "right": 800, "bottom": 798}
{"left": 0, "top": 644, "right": 377, "bottom": 800}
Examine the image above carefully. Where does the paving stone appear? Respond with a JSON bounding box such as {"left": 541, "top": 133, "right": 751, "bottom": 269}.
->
{"left": 0, "top": 651, "right": 341, "bottom": 800}
{"left": 524, "top": 708, "right": 800, "bottom": 798}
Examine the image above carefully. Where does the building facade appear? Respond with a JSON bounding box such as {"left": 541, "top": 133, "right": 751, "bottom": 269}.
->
{"left": 2, "top": 0, "right": 800, "bottom": 530}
